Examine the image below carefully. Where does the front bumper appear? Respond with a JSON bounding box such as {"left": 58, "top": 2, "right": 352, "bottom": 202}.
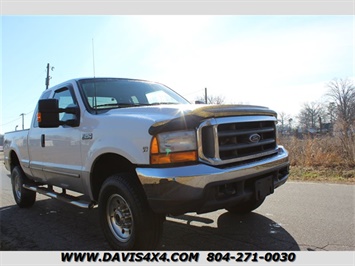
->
{"left": 136, "top": 146, "right": 289, "bottom": 215}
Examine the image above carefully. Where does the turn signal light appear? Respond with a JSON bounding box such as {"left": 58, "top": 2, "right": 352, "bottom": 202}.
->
{"left": 150, "top": 151, "right": 197, "bottom": 164}
{"left": 150, "top": 137, "right": 197, "bottom": 164}
{"left": 37, "top": 112, "right": 42, "bottom": 122}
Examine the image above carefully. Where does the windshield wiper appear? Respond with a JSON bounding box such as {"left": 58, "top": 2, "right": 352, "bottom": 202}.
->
{"left": 93, "top": 102, "right": 179, "bottom": 109}
{"left": 148, "top": 102, "right": 178, "bottom": 105}
{"left": 93, "top": 103, "right": 142, "bottom": 109}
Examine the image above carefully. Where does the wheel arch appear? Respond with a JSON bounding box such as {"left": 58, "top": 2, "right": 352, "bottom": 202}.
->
{"left": 9, "top": 150, "right": 21, "bottom": 172}
{"left": 90, "top": 153, "right": 140, "bottom": 201}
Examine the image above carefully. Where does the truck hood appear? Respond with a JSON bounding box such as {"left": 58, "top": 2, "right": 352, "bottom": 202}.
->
{"left": 106, "top": 104, "right": 277, "bottom": 135}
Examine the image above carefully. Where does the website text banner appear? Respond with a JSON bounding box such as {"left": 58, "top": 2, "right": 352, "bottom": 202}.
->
{"left": 1, "top": 251, "right": 354, "bottom": 266}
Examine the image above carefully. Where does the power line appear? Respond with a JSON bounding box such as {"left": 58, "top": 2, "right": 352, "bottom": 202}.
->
{"left": 1, "top": 110, "right": 34, "bottom": 127}
{"left": 1, "top": 117, "right": 20, "bottom": 127}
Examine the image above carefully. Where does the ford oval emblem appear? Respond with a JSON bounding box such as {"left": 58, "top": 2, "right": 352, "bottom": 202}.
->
{"left": 249, "top": 133, "right": 261, "bottom": 143}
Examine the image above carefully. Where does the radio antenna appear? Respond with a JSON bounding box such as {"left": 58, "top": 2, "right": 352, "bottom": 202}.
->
{"left": 92, "top": 38, "right": 98, "bottom": 114}
{"left": 92, "top": 38, "right": 96, "bottom": 77}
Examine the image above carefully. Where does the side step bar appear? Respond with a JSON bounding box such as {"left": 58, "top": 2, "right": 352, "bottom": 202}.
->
{"left": 23, "top": 184, "right": 96, "bottom": 209}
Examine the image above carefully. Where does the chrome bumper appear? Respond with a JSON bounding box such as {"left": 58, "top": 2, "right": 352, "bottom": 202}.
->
{"left": 136, "top": 146, "right": 289, "bottom": 214}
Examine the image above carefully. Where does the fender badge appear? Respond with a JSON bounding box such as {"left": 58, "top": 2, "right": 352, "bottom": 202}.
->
{"left": 82, "top": 133, "right": 93, "bottom": 140}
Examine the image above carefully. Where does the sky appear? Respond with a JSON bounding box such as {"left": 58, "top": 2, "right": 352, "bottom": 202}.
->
{"left": 1, "top": 15, "right": 354, "bottom": 134}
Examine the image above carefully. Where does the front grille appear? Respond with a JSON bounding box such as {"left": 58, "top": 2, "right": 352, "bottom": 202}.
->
{"left": 199, "top": 117, "right": 278, "bottom": 165}
{"left": 218, "top": 121, "right": 276, "bottom": 160}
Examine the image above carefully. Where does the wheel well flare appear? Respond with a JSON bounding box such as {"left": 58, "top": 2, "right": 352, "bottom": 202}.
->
{"left": 90, "top": 153, "right": 138, "bottom": 201}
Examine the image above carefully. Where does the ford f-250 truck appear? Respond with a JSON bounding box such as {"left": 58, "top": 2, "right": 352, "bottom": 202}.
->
{"left": 3, "top": 78, "right": 289, "bottom": 250}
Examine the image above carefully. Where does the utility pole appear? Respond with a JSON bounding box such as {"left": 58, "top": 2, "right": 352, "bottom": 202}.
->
{"left": 205, "top": 88, "right": 208, "bottom": 104}
{"left": 45, "top": 63, "right": 54, "bottom": 90}
{"left": 19, "top": 113, "right": 25, "bottom": 130}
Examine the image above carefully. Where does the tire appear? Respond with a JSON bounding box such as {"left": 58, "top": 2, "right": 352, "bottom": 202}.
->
{"left": 226, "top": 198, "right": 265, "bottom": 215}
{"left": 98, "top": 173, "right": 164, "bottom": 250}
{"left": 11, "top": 166, "right": 36, "bottom": 208}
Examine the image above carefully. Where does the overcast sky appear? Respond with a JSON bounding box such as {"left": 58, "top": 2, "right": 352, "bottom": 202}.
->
{"left": 1, "top": 15, "right": 354, "bottom": 133}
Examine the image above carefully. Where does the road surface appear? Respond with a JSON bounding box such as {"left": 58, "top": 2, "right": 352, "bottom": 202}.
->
{"left": 1, "top": 154, "right": 354, "bottom": 251}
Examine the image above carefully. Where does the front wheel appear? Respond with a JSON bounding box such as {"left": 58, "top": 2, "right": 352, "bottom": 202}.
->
{"left": 98, "top": 174, "right": 164, "bottom": 250}
{"left": 226, "top": 198, "right": 265, "bottom": 215}
{"left": 11, "top": 166, "right": 36, "bottom": 208}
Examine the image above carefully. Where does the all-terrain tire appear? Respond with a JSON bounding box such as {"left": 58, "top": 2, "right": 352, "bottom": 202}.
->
{"left": 11, "top": 166, "right": 36, "bottom": 208}
{"left": 98, "top": 173, "right": 164, "bottom": 250}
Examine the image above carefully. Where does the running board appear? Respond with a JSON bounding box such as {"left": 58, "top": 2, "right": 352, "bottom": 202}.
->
{"left": 23, "top": 184, "right": 96, "bottom": 209}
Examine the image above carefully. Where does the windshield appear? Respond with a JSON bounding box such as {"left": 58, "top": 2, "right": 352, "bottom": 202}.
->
{"left": 78, "top": 78, "right": 189, "bottom": 110}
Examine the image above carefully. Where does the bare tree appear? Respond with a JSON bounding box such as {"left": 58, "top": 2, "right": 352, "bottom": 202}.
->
{"left": 327, "top": 102, "right": 337, "bottom": 125}
{"left": 326, "top": 78, "right": 355, "bottom": 162}
{"left": 278, "top": 112, "right": 293, "bottom": 134}
{"left": 327, "top": 78, "right": 355, "bottom": 127}
{"left": 195, "top": 94, "right": 225, "bottom": 104}
{"left": 297, "top": 102, "right": 326, "bottom": 131}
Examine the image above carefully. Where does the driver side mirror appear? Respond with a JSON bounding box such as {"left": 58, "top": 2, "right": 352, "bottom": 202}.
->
{"left": 37, "top": 99, "right": 80, "bottom": 128}
{"left": 38, "top": 99, "right": 61, "bottom": 128}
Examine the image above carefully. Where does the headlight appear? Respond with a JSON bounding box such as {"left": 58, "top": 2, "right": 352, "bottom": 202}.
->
{"left": 150, "top": 130, "right": 197, "bottom": 164}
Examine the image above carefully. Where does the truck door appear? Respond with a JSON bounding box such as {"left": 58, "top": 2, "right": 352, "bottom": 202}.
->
{"left": 40, "top": 86, "right": 84, "bottom": 193}
{"left": 28, "top": 90, "right": 52, "bottom": 182}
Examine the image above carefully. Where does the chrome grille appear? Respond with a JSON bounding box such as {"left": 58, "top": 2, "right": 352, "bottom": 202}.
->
{"left": 198, "top": 116, "right": 278, "bottom": 165}
{"left": 218, "top": 121, "right": 276, "bottom": 160}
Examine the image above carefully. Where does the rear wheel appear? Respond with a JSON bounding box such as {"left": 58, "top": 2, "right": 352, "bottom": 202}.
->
{"left": 11, "top": 166, "right": 36, "bottom": 208}
{"left": 226, "top": 198, "right": 265, "bottom": 215}
{"left": 99, "top": 173, "right": 164, "bottom": 250}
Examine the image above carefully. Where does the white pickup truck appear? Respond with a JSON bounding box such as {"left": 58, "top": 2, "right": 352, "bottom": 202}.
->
{"left": 3, "top": 78, "right": 289, "bottom": 250}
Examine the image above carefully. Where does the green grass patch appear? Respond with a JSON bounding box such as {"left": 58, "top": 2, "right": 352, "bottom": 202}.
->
{"left": 289, "top": 166, "right": 355, "bottom": 184}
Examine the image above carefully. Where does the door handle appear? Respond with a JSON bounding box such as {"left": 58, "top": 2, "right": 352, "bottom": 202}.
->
{"left": 41, "top": 134, "right": 45, "bottom": 147}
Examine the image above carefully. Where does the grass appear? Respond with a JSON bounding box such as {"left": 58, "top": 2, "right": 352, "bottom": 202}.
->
{"left": 279, "top": 136, "right": 355, "bottom": 184}
{"left": 289, "top": 166, "right": 355, "bottom": 184}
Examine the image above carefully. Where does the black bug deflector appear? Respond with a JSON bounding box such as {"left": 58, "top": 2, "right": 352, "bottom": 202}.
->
{"left": 149, "top": 104, "right": 277, "bottom": 135}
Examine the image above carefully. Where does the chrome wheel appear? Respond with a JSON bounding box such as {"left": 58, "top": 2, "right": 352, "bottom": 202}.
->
{"left": 14, "top": 171, "right": 22, "bottom": 201}
{"left": 11, "top": 166, "right": 36, "bottom": 208}
{"left": 99, "top": 174, "right": 163, "bottom": 250}
{"left": 106, "top": 194, "right": 133, "bottom": 242}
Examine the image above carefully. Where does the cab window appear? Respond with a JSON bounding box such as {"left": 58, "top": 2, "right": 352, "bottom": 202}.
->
{"left": 53, "top": 87, "right": 77, "bottom": 122}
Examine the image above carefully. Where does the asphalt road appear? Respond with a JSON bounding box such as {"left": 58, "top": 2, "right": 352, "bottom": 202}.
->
{"left": 1, "top": 155, "right": 354, "bottom": 251}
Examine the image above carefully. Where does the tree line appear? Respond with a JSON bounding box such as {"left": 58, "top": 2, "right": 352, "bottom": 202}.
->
{"left": 196, "top": 78, "right": 355, "bottom": 164}
{"left": 278, "top": 78, "right": 354, "bottom": 163}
